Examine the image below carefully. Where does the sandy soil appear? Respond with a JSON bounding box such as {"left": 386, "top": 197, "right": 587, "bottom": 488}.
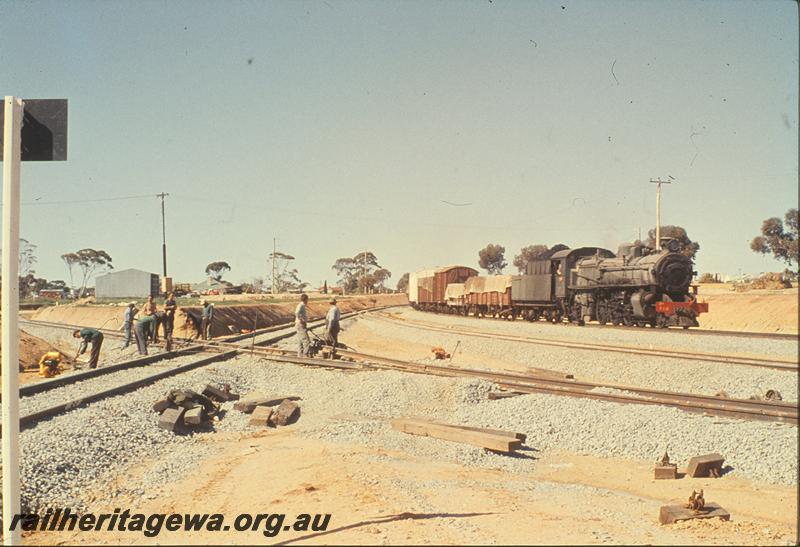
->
{"left": 16, "top": 287, "right": 797, "bottom": 544}
{"left": 29, "top": 294, "right": 408, "bottom": 339}
{"left": 26, "top": 319, "right": 798, "bottom": 546}
{"left": 32, "top": 432, "right": 796, "bottom": 546}
{"left": 0, "top": 326, "right": 66, "bottom": 379}
{"left": 696, "top": 286, "right": 798, "bottom": 334}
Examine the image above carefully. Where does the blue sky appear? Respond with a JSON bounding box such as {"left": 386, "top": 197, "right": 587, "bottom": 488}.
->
{"left": 1, "top": 0, "right": 797, "bottom": 288}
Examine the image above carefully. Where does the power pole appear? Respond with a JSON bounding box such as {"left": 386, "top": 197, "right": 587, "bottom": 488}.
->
{"left": 156, "top": 192, "right": 169, "bottom": 277}
{"left": 649, "top": 177, "right": 673, "bottom": 250}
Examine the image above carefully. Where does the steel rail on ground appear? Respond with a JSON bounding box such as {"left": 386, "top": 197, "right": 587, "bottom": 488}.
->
{"left": 372, "top": 313, "right": 798, "bottom": 372}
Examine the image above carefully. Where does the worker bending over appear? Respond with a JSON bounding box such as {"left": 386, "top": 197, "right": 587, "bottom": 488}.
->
{"left": 73, "top": 328, "right": 104, "bottom": 369}
{"left": 295, "top": 293, "right": 311, "bottom": 357}
{"left": 325, "top": 297, "right": 341, "bottom": 357}
{"left": 135, "top": 315, "right": 157, "bottom": 355}
{"left": 38, "top": 351, "right": 64, "bottom": 378}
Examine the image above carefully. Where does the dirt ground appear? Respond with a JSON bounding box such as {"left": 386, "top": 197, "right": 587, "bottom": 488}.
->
{"left": 0, "top": 326, "right": 65, "bottom": 377}
{"left": 695, "top": 285, "right": 798, "bottom": 334}
{"left": 16, "top": 288, "right": 798, "bottom": 544}
{"left": 32, "top": 430, "right": 796, "bottom": 546}
{"left": 29, "top": 294, "right": 408, "bottom": 339}
{"left": 28, "top": 319, "right": 798, "bottom": 546}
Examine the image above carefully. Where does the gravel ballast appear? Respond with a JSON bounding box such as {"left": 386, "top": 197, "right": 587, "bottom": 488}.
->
{"left": 353, "top": 315, "right": 799, "bottom": 402}
{"left": 7, "top": 310, "right": 797, "bottom": 517}
{"left": 4, "top": 352, "right": 795, "bottom": 516}
{"left": 389, "top": 307, "right": 798, "bottom": 359}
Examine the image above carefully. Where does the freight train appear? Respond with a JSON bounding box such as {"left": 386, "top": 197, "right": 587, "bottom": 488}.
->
{"left": 409, "top": 239, "right": 708, "bottom": 328}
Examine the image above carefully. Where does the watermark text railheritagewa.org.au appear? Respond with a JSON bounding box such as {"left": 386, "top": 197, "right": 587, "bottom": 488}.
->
{"left": 9, "top": 508, "right": 331, "bottom": 538}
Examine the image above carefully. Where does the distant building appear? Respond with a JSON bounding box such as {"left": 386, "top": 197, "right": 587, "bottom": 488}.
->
{"left": 191, "top": 277, "right": 235, "bottom": 295}
{"left": 95, "top": 268, "right": 160, "bottom": 298}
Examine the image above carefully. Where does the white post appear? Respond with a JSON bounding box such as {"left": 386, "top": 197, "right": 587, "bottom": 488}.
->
{"left": 2, "top": 96, "right": 23, "bottom": 545}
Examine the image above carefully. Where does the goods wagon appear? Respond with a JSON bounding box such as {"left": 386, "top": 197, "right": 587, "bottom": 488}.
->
{"left": 410, "top": 266, "right": 477, "bottom": 311}
{"left": 465, "top": 275, "right": 513, "bottom": 316}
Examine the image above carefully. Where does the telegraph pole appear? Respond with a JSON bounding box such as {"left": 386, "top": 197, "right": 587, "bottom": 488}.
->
{"left": 157, "top": 192, "right": 169, "bottom": 277}
{"left": 649, "top": 177, "right": 673, "bottom": 250}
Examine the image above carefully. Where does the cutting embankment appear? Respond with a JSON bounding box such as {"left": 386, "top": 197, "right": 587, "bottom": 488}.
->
{"left": 697, "top": 286, "right": 798, "bottom": 334}
{"left": 28, "top": 293, "right": 408, "bottom": 338}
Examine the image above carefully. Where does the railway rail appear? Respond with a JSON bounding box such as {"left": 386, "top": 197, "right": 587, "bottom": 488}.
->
{"left": 200, "top": 338, "right": 798, "bottom": 425}
{"left": 409, "top": 304, "right": 798, "bottom": 341}
{"left": 12, "top": 308, "right": 798, "bottom": 432}
{"left": 372, "top": 312, "right": 799, "bottom": 372}
{"left": 9, "top": 308, "right": 387, "bottom": 430}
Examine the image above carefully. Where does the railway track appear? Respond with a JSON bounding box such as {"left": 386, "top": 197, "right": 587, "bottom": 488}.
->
{"left": 199, "top": 338, "right": 798, "bottom": 425}
{"left": 371, "top": 312, "right": 799, "bottom": 372}
{"left": 9, "top": 307, "right": 388, "bottom": 430}
{"left": 12, "top": 307, "right": 798, "bottom": 432}
{"left": 405, "top": 306, "right": 798, "bottom": 341}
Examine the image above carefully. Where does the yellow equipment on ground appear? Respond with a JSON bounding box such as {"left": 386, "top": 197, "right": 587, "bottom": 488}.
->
{"left": 38, "top": 351, "right": 64, "bottom": 378}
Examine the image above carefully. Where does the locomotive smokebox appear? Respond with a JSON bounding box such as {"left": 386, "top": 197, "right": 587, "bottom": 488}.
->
{"left": 654, "top": 253, "right": 694, "bottom": 295}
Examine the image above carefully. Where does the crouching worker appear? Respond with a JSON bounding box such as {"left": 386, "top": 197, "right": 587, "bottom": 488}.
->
{"left": 38, "top": 351, "right": 64, "bottom": 378}
{"left": 73, "top": 328, "right": 104, "bottom": 369}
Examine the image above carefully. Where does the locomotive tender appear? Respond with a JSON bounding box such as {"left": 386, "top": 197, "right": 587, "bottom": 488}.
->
{"left": 409, "top": 239, "right": 708, "bottom": 328}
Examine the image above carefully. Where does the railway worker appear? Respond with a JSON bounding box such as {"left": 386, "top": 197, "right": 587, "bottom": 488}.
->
{"left": 38, "top": 351, "right": 63, "bottom": 378}
{"left": 72, "top": 328, "right": 104, "bottom": 369}
{"left": 163, "top": 292, "right": 177, "bottom": 350}
{"left": 121, "top": 302, "right": 138, "bottom": 348}
{"left": 325, "top": 297, "right": 341, "bottom": 357}
{"left": 134, "top": 314, "right": 157, "bottom": 355}
{"left": 200, "top": 300, "right": 215, "bottom": 340}
{"left": 142, "top": 295, "right": 157, "bottom": 316}
{"left": 152, "top": 310, "right": 165, "bottom": 344}
{"left": 295, "top": 293, "right": 311, "bottom": 357}
{"left": 142, "top": 295, "right": 158, "bottom": 341}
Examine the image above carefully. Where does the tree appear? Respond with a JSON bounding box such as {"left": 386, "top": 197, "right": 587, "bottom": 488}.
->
{"left": 396, "top": 272, "right": 410, "bottom": 293}
{"left": 370, "top": 267, "right": 392, "bottom": 293}
{"left": 478, "top": 243, "right": 507, "bottom": 274}
{"left": 512, "top": 243, "right": 572, "bottom": 273}
{"left": 331, "top": 251, "right": 385, "bottom": 293}
{"left": 513, "top": 245, "right": 549, "bottom": 273}
{"left": 268, "top": 251, "right": 307, "bottom": 293}
{"left": 61, "top": 252, "right": 80, "bottom": 296}
{"left": 546, "top": 243, "right": 570, "bottom": 257}
{"left": 46, "top": 279, "right": 67, "bottom": 290}
{"left": 278, "top": 268, "right": 308, "bottom": 292}
{"left": 74, "top": 249, "right": 114, "bottom": 297}
{"left": 646, "top": 226, "right": 699, "bottom": 259}
{"left": 18, "top": 239, "right": 37, "bottom": 277}
{"left": 20, "top": 274, "right": 47, "bottom": 298}
{"left": 205, "top": 261, "right": 231, "bottom": 281}
{"left": 750, "top": 208, "right": 799, "bottom": 268}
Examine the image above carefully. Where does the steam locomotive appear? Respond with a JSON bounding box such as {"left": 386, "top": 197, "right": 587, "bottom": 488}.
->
{"left": 409, "top": 239, "right": 708, "bottom": 328}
